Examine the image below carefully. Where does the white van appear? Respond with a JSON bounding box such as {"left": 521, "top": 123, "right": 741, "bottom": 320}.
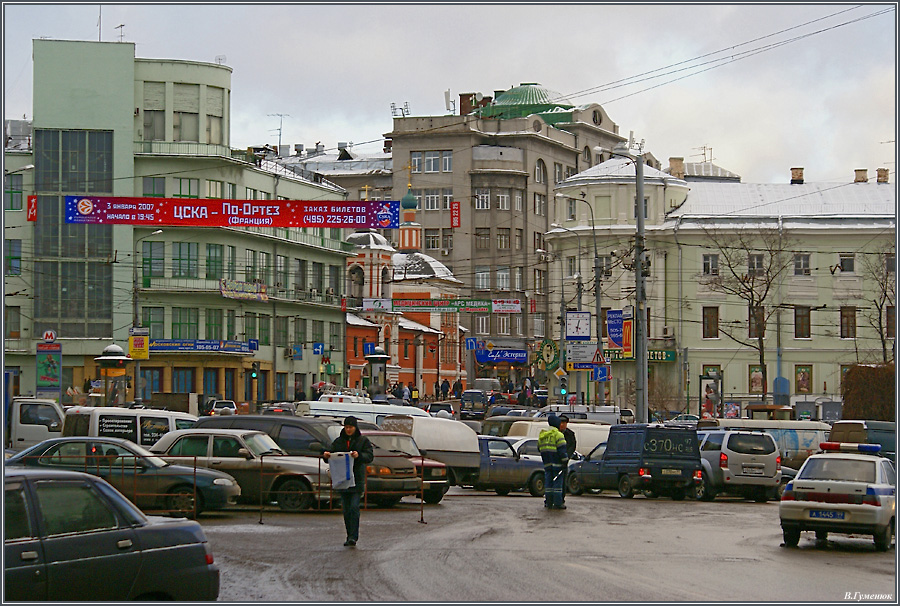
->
{"left": 380, "top": 415, "right": 481, "bottom": 486}
{"left": 6, "top": 398, "right": 66, "bottom": 451}
{"left": 61, "top": 406, "right": 198, "bottom": 448}
{"left": 295, "top": 400, "right": 429, "bottom": 426}
{"left": 537, "top": 404, "right": 621, "bottom": 425}
{"left": 506, "top": 419, "right": 611, "bottom": 455}
{"left": 316, "top": 393, "right": 372, "bottom": 405}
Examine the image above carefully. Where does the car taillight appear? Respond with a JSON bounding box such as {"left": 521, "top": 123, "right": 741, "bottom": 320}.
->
{"left": 693, "top": 470, "right": 702, "bottom": 480}
{"left": 719, "top": 452, "right": 728, "bottom": 468}
{"left": 638, "top": 467, "right": 649, "bottom": 476}
{"left": 776, "top": 455, "right": 781, "bottom": 471}
{"left": 781, "top": 483, "right": 794, "bottom": 501}
{"left": 204, "top": 542, "right": 215, "bottom": 565}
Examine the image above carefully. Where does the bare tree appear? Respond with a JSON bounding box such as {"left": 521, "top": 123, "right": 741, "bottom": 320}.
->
{"left": 698, "top": 225, "right": 796, "bottom": 402}
{"left": 648, "top": 373, "right": 682, "bottom": 419}
{"left": 859, "top": 244, "right": 896, "bottom": 363}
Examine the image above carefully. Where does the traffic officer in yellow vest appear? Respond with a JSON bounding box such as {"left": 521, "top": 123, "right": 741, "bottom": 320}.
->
{"left": 539, "top": 414, "right": 569, "bottom": 509}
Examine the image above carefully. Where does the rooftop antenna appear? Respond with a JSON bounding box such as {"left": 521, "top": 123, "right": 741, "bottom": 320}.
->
{"left": 97, "top": 6, "right": 101, "bottom": 41}
{"left": 115, "top": 24, "right": 125, "bottom": 42}
{"left": 692, "top": 145, "right": 715, "bottom": 163}
{"left": 444, "top": 89, "right": 455, "bottom": 114}
{"left": 390, "top": 102, "right": 411, "bottom": 117}
{"left": 215, "top": 55, "right": 226, "bottom": 65}
{"left": 268, "top": 113, "right": 289, "bottom": 149}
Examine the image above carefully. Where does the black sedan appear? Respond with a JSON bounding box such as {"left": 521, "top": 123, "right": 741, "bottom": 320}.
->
{"left": 4, "top": 467, "right": 220, "bottom": 601}
{"left": 6, "top": 437, "right": 241, "bottom": 518}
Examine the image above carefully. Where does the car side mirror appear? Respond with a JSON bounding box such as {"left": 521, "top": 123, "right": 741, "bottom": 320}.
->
{"left": 308, "top": 442, "right": 323, "bottom": 453}
{"left": 49, "top": 421, "right": 59, "bottom": 431}
{"left": 418, "top": 448, "right": 428, "bottom": 456}
{"left": 237, "top": 448, "right": 253, "bottom": 459}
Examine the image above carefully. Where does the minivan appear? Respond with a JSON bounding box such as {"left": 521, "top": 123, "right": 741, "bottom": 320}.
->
{"left": 695, "top": 430, "right": 781, "bottom": 502}
{"left": 62, "top": 406, "right": 197, "bottom": 448}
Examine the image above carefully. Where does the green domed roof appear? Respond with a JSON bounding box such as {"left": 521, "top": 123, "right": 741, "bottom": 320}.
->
{"left": 479, "top": 83, "right": 574, "bottom": 118}
{"left": 400, "top": 188, "right": 418, "bottom": 210}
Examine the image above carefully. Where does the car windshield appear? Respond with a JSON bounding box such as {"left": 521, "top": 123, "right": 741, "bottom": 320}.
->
{"left": 366, "top": 434, "right": 420, "bottom": 457}
{"left": 243, "top": 433, "right": 285, "bottom": 456}
{"left": 727, "top": 434, "right": 776, "bottom": 455}
{"left": 799, "top": 457, "right": 876, "bottom": 483}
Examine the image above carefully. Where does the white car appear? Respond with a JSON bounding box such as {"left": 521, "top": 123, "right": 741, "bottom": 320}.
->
{"left": 779, "top": 442, "right": 896, "bottom": 550}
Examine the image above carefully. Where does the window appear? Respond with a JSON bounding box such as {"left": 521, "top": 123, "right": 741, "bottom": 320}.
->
{"left": 424, "top": 229, "right": 441, "bottom": 249}
{"left": 497, "top": 228, "right": 510, "bottom": 250}
{"left": 885, "top": 253, "right": 896, "bottom": 275}
{"left": 794, "top": 253, "right": 810, "bottom": 276}
{"left": 5, "top": 173, "right": 23, "bottom": 210}
{"left": 173, "top": 111, "right": 199, "bottom": 142}
{"left": 442, "top": 188, "right": 453, "bottom": 210}
{"left": 497, "top": 315, "right": 510, "bottom": 335}
{"left": 226, "top": 309, "right": 236, "bottom": 340}
{"left": 749, "top": 306, "right": 765, "bottom": 339}
{"left": 702, "top": 307, "right": 719, "bottom": 339}
{"left": 476, "top": 315, "right": 490, "bottom": 335}
{"left": 442, "top": 229, "right": 453, "bottom": 251}
{"left": 567, "top": 199, "right": 577, "bottom": 220}
{"left": 245, "top": 250, "right": 257, "bottom": 282}
{"left": 515, "top": 191, "right": 523, "bottom": 211}
{"left": 206, "top": 179, "right": 223, "bottom": 199}
{"left": 535, "top": 159, "right": 547, "bottom": 184}
{"left": 534, "top": 313, "right": 546, "bottom": 337}
{"left": 839, "top": 253, "right": 855, "bottom": 273}
{"left": 35, "top": 481, "right": 117, "bottom": 536}
{"left": 534, "top": 232, "right": 544, "bottom": 251}
{"left": 566, "top": 256, "right": 578, "bottom": 278}
{"left": 497, "top": 267, "right": 510, "bottom": 290}
{"left": 5, "top": 306, "right": 21, "bottom": 338}
{"left": 794, "top": 306, "right": 811, "bottom": 339}
{"left": 173, "top": 178, "right": 199, "bottom": 198}
{"left": 442, "top": 151, "right": 453, "bottom": 172}
{"left": 295, "top": 317, "right": 306, "bottom": 349}
{"left": 497, "top": 190, "right": 510, "bottom": 210}
{"left": 330, "top": 322, "right": 341, "bottom": 351}
{"left": 143, "top": 241, "right": 165, "bottom": 277}
{"left": 206, "top": 308, "right": 223, "bottom": 340}
{"left": 245, "top": 187, "right": 257, "bottom": 200}
{"left": 143, "top": 176, "right": 165, "bottom": 197}
{"left": 475, "top": 188, "right": 490, "bottom": 210}
{"left": 534, "top": 269, "right": 547, "bottom": 294}
{"left": 410, "top": 152, "right": 422, "bottom": 173}
{"left": 312, "top": 320, "right": 325, "bottom": 343}
{"left": 748, "top": 254, "right": 765, "bottom": 278}
{"left": 311, "top": 262, "right": 324, "bottom": 292}
{"left": 514, "top": 267, "right": 523, "bottom": 291}
{"left": 633, "top": 196, "right": 649, "bottom": 220}
{"left": 475, "top": 228, "right": 491, "bottom": 249}
{"left": 554, "top": 163, "right": 564, "bottom": 183}
{"left": 172, "top": 307, "right": 199, "bottom": 339}
{"left": 276, "top": 255, "right": 288, "bottom": 288}
{"left": 475, "top": 266, "right": 491, "bottom": 290}
{"left": 245, "top": 312, "right": 257, "bottom": 340}
{"left": 514, "top": 315, "right": 523, "bottom": 336}
{"left": 888, "top": 306, "right": 895, "bottom": 340}
{"left": 259, "top": 252, "right": 271, "bottom": 286}
{"left": 583, "top": 146, "right": 592, "bottom": 164}
{"left": 515, "top": 229, "right": 523, "bottom": 250}
{"left": 534, "top": 193, "right": 547, "bottom": 216}
{"left": 258, "top": 314, "right": 271, "bottom": 346}
{"left": 206, "top": 244, "right": 223, "bottom": 280}
{"left": 840, "top": 306, "right": 856, "bottom": 338}
{"left": 172, "top": 242, "right": 199, "bottom": 278}
{"left": 703, "top": 254, "right": 719, "bottom": 276}
{"left": 5, "top": 239, "right": 21, "bottom": 276}
{"left": 143, "top": 307, "right": 164, "bottom": 339}
{"left": 424, "top": 151, "right": 440, "bottom": 172}
{"left": 424, "top": 189, "right": 441, "bottom": 211}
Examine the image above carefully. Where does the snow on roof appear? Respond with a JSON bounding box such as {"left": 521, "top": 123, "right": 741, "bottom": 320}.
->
{"left": 563, "top": 156, "right": 688, "bottom": 188}
{"left": 347, "top": 313, "right": 379, "bottom": 328}
{"left": 398, "top": 317, "right": 442, "bottom": 334}
{"left": 346, "top": 230, "right": 396, "bottom": 252}
{"left": 392, "top": 252, "right": 462, "bottom": 283}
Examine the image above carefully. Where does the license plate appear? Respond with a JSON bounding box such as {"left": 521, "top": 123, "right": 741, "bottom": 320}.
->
{"left": 742, "top": 466, "right": 764, "bottom": 475}
{"left": 661, "top": 469, "right": 680, "bottom": 476}
{"left": 809, "top": 510, "right": 845, "bottom": 520}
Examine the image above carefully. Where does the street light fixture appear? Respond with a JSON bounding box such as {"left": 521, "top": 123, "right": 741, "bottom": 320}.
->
{"left": 608, "top": 142, "right": 648, "bottom": 423}
{"left": 133, "top": 229, "right": 163, "bottom": 405}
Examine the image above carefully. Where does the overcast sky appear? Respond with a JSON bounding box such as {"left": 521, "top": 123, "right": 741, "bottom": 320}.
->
{"left": 3, "top": 3, "right": 896, "bottom": 184}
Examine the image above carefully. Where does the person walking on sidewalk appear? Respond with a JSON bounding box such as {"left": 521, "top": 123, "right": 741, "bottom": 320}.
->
{"left": 322, "top": 416, "right": 374, "bottom": 547}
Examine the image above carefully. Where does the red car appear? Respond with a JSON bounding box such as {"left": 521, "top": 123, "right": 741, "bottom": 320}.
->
{"left": 361, "top": 430, "right": 449, "bottom": 504}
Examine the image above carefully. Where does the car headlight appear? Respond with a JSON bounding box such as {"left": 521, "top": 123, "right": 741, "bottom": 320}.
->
{"left": 431, "top": 467, "right": 446, "bottom": 477}
{"left": 213, "top": 478, "right": 234, "bottom": 486}
{"left": 366, "top": 465, "right": 392, "bottom": 476}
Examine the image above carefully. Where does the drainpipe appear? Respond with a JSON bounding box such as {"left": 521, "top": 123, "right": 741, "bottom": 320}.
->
{"left": 673, "top": 215, "right": 686, "bottom": 411}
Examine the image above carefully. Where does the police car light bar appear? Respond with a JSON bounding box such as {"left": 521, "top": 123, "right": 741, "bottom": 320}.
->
{"left": 819, "top": 442, "right": 881, "bottom": 454}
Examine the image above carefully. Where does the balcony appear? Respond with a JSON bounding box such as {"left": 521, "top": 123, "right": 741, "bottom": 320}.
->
{"left": 134, "top": 140, "right": 235, "bottom": 158}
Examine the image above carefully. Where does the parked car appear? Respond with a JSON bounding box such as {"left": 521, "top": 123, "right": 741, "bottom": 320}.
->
{"left": 427, "top": 402, "right": 457, "bottom": 418}
{"left": 533, "top": 389, "right": 549, "bottom": 405}
{"left": 62, "top": 405, "right": 197, "bottom": 449}
{"left": 6, "top": 436, "right": 240, "bottom": 517}
{"left": 695, "top": 430, "right": 781, "bottom": 502}
{"left": 472, "top": 436, "right": 546, "bottom": 496}
{"left": 567, "top": 424, "right": 702, "bottom": 500}
{"left": 780, "top": 442, "right": 896, "bottom": 550}
{"left": 460, "top": 390, "right": 488, "bottom": 420}
{"left": 4, "top": 467, "right": 220, "bottom": 601}
{"left": 361, "top": 430, "right": 449, "bottom": 504}
{"left": 191, "top": 415, "right": 420, "bottom": 507}
{"left": 150, "top": 428, "right": 330, "bottom": 511}
{"left": 209, "top": 400, "right": 237, "bottom": 415}
{"left": 260, "top": 403, "right": 298, "bottom": 416}
{"left": 828, "top": 420, "right": 896, "bottom": 462}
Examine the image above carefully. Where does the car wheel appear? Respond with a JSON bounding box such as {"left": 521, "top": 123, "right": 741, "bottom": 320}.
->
{"left": 671, "top": 487, "right": 686, "bottom": 501}
{"left": 782, "top": 526, "right": 801, "bottom": 548}
{"left": 495, "top": 488, "right": 511, "bottom": 496}
{"left": 566, "top": 472, "right": 584, "bottom": 496}
{"left": 374, "top": 496, "right": 402, "bottom": 508}
{"left": 644, "top": 489, "right": 659, "bottom": 499}
{"left": 423, "top": 487, "right": 445, "bottom": 504}
{"left": 753, "top": 486, "right": 768, "bottom": 503}
{"left": 528, "top": 473, "right": 545, "bottom": 497}
{"left": 695, "top": 473, "right": 715, "bottom": 502}
{"left": 166, "top": 486, "right": 202, "bottom": 518}
{"left": 874, "top": 522, "right": 893, "bottom": 552}
{"left": 275, "top": 478, "right": 313, "bottom": 512}
{"left": 617, "top": 474, "right": 634, "bottom": 499}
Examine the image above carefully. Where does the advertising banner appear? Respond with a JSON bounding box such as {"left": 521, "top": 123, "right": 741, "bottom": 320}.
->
{"left": 622, "top": 318, "right": 634, "bottom": 358}
{"left": 450, "top": 201, "right": 461, "bottom": 228}
{"left": 36, "top": 342, "right": 61, "bottom": 391}
{"left": 220, "top": 279, "right": 268, "bottom": 301}
{"left": 149, "top": 339, "right": 252, "bottom": 354}
{"left": 474, "top": 349, "right": 528, "bottom": 364}
{"left": 362, "top": 298, "right": 518, "bottom": 313}
{"left": 129, "top": 335, "right": 149, "bottom": 360}
{"left": 606, "top": 310, "right": 623, "bottom": 349}
{"left": 63, "top": 196, "right": 400, "bottom": 229}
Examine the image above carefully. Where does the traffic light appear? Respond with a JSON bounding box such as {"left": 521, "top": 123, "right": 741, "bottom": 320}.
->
{"left": 559, "top": 376, "right": 568, "bottom": 396}
{"left": 250, "top": 362, "right": 260, "bottom": 380}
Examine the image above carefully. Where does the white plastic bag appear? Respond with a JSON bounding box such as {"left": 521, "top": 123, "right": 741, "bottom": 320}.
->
{"left": 329, "top": 452, "right": 356, "bottom": 490}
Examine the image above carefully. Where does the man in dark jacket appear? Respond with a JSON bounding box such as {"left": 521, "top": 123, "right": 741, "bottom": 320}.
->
{"left": 558, "top": 415, "right": 577, "bottom": 505}
{"left": 322, "top": 416, "right": 375, "bottom": 547}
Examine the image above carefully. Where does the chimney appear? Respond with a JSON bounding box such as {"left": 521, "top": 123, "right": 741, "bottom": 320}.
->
{"left": 294, "top": 143, "right": 304, "bottom": 155}
{"left": 459, "top": 93, "right": 475, "bottom": 116}
{"left": 668, "top": 157, "right": 685, "bottom": 180}
{"left": 854, "top": 168, "right": 868, "bottom": 183}
{"left": 877, "top": 167, "right": 889, "bottom": 183}
{"left": 790, "top": 167, "right": 804, "bottom": 184}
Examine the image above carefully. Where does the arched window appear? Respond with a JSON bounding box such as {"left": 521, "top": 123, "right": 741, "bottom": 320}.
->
{"left": 348, "top": 265, "right": 364, "bottom": 300}
{"left": 583, "top": 146, "right": 592, "bottom": 165}
{"left": 380, "top": 267, "right": 391, "bottom": 299}
{"left": 535, "top": 159, "right": 547, "bottom": 184}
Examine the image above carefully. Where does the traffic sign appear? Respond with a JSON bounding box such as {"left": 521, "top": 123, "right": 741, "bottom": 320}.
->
{"left": 592, "top": 365, "right": 612, "bottom": 382}
{"left": 465, "top": 337, "right": 477, "bottom": 350}
{"left": 554, "top": 367, "right": 567, "bottom": 379}
{"left": 312, "top": 343, "right": 324, "bottom": 355}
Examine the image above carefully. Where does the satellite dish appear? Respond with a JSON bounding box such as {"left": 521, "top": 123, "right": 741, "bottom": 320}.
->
{"left": 475, "top": 92, "right": 484, "bottom": 102}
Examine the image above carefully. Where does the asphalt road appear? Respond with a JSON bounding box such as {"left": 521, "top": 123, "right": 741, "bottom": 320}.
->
{"left": 201, "top": 488, "right": 896, "bottom": 602}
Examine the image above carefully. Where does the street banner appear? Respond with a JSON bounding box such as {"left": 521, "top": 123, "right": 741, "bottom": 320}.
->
{"left": 450, "top": 201, "right": 461, "bottom": 228}
{"left": 622, "top": 318, "right": 634, "bottom": 358}
{"left": 149, "top": 339, "right": 252, "bottom": 354}
{"left": 129, "top": 335, "right": 149, "bottom": 360}
{"left": 362, "top": 298, "right": 519, "bottom": 313}
{"left": 36, "top": 342, "right": 61, "bottom": 391}
{"left": 474, "top": 349, "right": 528, "bottom": 363}
{"left": 63, "top": 196, "right": 401, "bottom": 229}
{"left": 220, "top": 279, "right": 268, "bottom": 301}
{"left": 606, "top": 310, "right": 623, "bottom": 349}
{"left": 490, "top": 299, "right": 522, "bottom": 313}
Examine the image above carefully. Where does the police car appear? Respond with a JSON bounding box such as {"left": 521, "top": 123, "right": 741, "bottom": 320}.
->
{"left": 779, "top": 442, "right": 896, "bottom": 550}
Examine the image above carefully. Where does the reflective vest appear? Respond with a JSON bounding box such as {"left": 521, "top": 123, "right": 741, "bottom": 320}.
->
{"left": 538, "top": 427, "right": 566, "bottom": 465}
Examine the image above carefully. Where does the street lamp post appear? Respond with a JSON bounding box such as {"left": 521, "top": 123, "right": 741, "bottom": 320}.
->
{"left": 133, "top": 229, "right": 163, "bottom": 406}
{"left": 610, "top": 142, "right": 648, "bottom": 423}
{"left": 555, "top": 193, "right": 604, "bottom": 406}
{"left": 536, "top": 247, "right": 564, "bottom": 403}
{"left": 551, "top": 223, "right": 584, "bottom": 405}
